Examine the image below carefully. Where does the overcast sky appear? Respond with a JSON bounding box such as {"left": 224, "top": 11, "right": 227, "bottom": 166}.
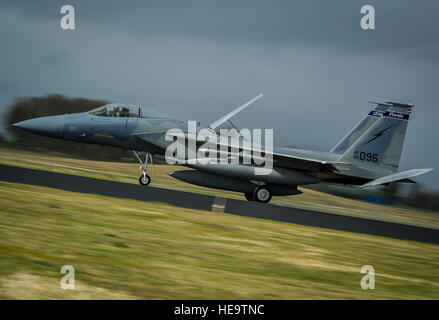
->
{"left": 1, "top": 0, "right": 438, "bottom": 190}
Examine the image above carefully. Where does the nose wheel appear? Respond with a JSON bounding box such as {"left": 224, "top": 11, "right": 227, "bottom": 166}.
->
{"left": 139, "top": 173, "right": 151, "bottom": 186}
{"left": 133, "top": 151, "right": 154, "bottom": 186}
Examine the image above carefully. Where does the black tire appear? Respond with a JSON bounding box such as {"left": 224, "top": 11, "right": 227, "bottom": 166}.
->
{"left": 244, "top": 192, "right": 254, "bottom": 201}
{"left": 139, "top": 174, "right": 151, "bottom": 186}
{"left": 253, "top": 186, "right": 272, "bottom": 203}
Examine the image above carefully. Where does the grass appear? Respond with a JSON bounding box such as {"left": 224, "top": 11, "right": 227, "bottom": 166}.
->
{"left": 0, "top": 147, "right": 438, "bottom": 229}
{"left": 0, "top": 181, "right": 438, "bottom": 299}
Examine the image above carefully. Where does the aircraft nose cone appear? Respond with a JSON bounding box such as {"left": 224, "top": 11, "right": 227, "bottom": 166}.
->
{"left": 13, "top": 115, "right": 65, "bottom": 138}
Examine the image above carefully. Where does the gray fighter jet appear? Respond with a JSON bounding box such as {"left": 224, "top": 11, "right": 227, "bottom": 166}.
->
{"left": 13, "top": 95, "right": 433, "bottom": 203}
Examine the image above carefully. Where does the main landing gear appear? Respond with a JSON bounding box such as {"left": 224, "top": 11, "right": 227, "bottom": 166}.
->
{"left": 132, "top": 151, "right": 154, "bottom": 186}
{"left": 244, "top": 185, "right": 272, "bottom": 203}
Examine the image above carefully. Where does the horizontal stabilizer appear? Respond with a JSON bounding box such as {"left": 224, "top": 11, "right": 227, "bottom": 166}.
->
{"left": 360, "top": 168, "right": 433, "bottom": 188}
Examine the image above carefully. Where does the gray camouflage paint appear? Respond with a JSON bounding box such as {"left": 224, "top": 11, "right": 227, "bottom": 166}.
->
{"left": 13, "top": 101, "right": 429, "bottom": 197}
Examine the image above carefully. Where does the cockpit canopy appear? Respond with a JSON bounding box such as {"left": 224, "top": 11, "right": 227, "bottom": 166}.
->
{"left": 88, "top": 103, "right": 170, "bottom": 119}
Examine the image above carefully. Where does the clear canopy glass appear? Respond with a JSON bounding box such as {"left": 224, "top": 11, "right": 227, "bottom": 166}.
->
{"left": 88, "top": 104, "right": 170, "bottom": 119}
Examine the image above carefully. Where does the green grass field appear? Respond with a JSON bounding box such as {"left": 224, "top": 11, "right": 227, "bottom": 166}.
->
{"left": 1, "top": 181, "right": 438, "bottom": 299}
{"left": 1, "top": 147, "right": 438, "bottom": 229}
{"left": 0, "top": 147, "right": 438, "bottom": 299}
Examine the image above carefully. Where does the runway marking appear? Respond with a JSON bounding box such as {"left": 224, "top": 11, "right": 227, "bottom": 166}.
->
{"left": 211, "top": 197, "right": 227, "bottom": 213}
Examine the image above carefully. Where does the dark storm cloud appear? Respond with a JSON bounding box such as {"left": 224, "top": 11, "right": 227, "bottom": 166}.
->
{"left": 0, "top": 0, "right": 438, "bottom": 189}
{"left": 2, "top": 0, "right": 439, "bottom": 54}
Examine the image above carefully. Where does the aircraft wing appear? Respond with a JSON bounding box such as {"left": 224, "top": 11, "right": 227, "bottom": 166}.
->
{"left": 269, "top": 151, "right": 336, "bottom": 172}
{"left": 359, "top": 168, "right": 433, "bottom": 188}
{"left": 211, "top": 147, "right": 335, "bottom": 172}
{"left": 207, "top": 94, "right": 263, "bottom": 130}
{"left": 133, "top": 130, "right": 336, "bottom": 172}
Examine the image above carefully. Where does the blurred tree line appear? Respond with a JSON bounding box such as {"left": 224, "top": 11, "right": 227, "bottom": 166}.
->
{"left": 5, "top": 94, "right": 131, "bottom": 161}
{"left": 400, "top": 184, "right": 439, "bottom": 212}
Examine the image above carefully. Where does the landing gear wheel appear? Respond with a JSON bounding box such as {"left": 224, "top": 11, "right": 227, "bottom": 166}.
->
{"left": 139, "top": 174, "right": 151, "bottom": 186}
{"left": 244, "top": 192, "right": 255, "bottom": 201}
{"left": 133, "top": 151, "right": 154, "bottom": 186}
{"left": 253, "top": 186, "right": 272, "bottom": 203}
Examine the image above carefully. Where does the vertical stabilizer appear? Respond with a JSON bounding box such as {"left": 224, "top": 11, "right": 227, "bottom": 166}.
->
{"left": 336, "top": 101, "right": 413, "bottom": 174}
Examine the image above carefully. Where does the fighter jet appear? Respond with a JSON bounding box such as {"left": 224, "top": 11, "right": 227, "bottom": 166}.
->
{"left": 13, "top": 95, "right": 433, "bottom": 203}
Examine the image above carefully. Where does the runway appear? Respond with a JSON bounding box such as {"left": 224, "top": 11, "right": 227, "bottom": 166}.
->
{"left": 1, "top": 164, "right": 438, "bottom": 245}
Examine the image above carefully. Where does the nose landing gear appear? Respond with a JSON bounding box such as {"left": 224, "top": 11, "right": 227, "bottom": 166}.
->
{"left": 132, "top": 151, "right": 154, "bottom": 186}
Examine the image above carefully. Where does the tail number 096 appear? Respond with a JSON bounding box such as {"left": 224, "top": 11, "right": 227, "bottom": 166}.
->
{"left": 358, "top": 152, "right": 378, "bottom": 162}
